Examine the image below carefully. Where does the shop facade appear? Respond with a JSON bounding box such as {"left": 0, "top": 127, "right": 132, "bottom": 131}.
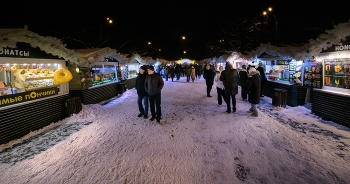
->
{"left": 68, "top": 48, "right": 127, "bottom": 104}
{"left": 0, "top": 42, "right": 71, "bottom": 145}
{"left": 311, "top": 38, "right": 350, "bottom": 127}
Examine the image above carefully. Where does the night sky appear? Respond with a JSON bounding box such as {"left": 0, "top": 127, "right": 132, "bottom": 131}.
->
{"left": 1, "top": 1, "right": 349, "bottom": 61}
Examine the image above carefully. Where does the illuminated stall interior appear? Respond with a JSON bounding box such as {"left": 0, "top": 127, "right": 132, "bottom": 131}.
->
{"left": 0, "top": 58, "right": 67, "bottom": 96}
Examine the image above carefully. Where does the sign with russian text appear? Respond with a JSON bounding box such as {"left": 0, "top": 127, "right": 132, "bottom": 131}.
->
{"left": 0, "top": 42, "right": 63, "bottom": 59}
{"left": 0, "top": 87, "right": 59, "bottom": 108}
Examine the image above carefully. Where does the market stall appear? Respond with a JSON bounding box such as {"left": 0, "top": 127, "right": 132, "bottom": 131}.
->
{"left": 257, "top": 53, "right": 308, "bottom": 107}
{"left": 0, "top": 28, "right": 79, "bottom": 145}
{"left": 311, "top": 38, "right": 350, "bottom": 127}
{"left": 68, "top": 48, "right": 126, "bottom": 104}
{"left": 121, "top": 56, "right": 142, "bottom": 90}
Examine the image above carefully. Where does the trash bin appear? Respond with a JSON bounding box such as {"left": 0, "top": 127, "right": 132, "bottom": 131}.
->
{"left": 65, "top": 97, "right": 82, "bottom": 117}
{"left": 272, "top": 88, "right": 287, "bottom": 108}
{"left": 117, "top": 82, "right": 126, "bottom": 94}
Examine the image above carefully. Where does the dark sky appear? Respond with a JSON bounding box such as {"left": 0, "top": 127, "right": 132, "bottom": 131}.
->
{"left": 1, "top": 1, "right": 350, "bottom": 61}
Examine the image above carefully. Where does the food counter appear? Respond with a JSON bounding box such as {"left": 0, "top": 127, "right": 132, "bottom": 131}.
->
{"left": 260, "top": 60, "right": 307, "bottom": 107}
{"left": 68, "top": 62, "right": 126, "bottom": 104}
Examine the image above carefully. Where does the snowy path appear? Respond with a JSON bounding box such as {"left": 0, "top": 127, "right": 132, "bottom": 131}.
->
{"left": 0, "top": 77, "right": 349, "bottom": 184}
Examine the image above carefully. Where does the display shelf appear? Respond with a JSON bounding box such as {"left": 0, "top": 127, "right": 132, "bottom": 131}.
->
{"left": 13, "top": 70, "right": 58, "bottom": 92}
{"left": 23, "top": 76, "right": 54, "bottom": 80}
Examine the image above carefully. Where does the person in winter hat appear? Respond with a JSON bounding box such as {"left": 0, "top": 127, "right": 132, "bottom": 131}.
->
{"left": 214, "top": 66, "right": 226, "bottom": 105}
{"left": 246, "top": 67, "right": 261, "bottom": 117}
{"left": 220, "top": 62, "right": 239, "bottom": 113}
{"left": 135, "top": 65, "right": 149, "bottom": 118}
{"left": 145, "top": 65, "right": 164, "bottom": 124}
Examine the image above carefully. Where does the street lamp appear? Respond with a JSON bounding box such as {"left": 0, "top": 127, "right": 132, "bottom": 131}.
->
{"left": 106, "top": 17, "right": 113, "bottom": 24}
{"left": 263, "top": 7, "right": 278, "bottom": 43}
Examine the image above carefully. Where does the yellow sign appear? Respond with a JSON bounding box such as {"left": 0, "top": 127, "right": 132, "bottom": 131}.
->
{"left": 0, "top": 87, "right": 58, "bottom": 108}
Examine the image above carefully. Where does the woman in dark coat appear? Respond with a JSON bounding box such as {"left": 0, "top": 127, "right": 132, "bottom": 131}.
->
{"left": 239, "top": 65, "right": 249, "bottom": 101}
{"left": 220, "top": 62, "right": 239, "bottom": 113}
{"left": 246, "top": 67, "right": 261, "bottom": 117}
{"left": 185, "top": 65, "right": 192, "bottom": 82}
{"left": 203, "top": 64, "right": 215, "bottom": 97}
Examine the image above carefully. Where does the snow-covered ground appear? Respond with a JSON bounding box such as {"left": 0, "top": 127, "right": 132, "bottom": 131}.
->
{"left": 0, "top": 77, "right": 349, "bottom": 184}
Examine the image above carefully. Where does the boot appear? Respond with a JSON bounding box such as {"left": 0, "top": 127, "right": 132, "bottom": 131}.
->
{"left": 251, "top": 111, "right": 258, "bottom": 117}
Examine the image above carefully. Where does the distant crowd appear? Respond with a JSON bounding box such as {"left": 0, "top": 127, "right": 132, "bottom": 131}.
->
{"left": 135, "top": 62, "right": 267, "bottom": 125}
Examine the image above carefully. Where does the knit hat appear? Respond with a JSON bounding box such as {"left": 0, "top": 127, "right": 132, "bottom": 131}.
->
{"left": 140, "top": 65, "right": 147, "bottom": 70}
{"left": 148, "top": 65, "right": 155, "bottom": 71}
{"left": 249, "top": 67, "right": 256, "bottom": 73}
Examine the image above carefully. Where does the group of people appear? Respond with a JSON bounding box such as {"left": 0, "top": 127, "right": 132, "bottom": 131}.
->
{"left": 161, "top": 64, "right": 203, "bottom": 82}
{"left": 206, "top": 62, "right": 267, "bottom": 117}
{"left": 135, "top": 65, "right": 164, "bottom": 124}
{"left": 135, "top": 62, "right": 266, "bottom": 123}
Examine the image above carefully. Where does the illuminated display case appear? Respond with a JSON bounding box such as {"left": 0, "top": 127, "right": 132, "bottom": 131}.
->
{"left": 69, "top": 62, "right": 118, "bottom": 90}
{"left": 0, "top": 59, "right": 66, "bottom": 96}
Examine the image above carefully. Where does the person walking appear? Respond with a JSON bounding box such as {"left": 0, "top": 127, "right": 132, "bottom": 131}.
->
{"left": 185, "top": 65, "right": 192, "bottom": 82}
{"left": 197, "top": 64, "right": 203, "bottom": 79}
{"left": 203, "top": 64, "right": 215, "bottom": 97}
{"left": 145, "top": 65, "right": 164, "bottom": 123}
{"left": 135, "top": 65, "right": 149, "bottom": 118}
{"left": 175, "top": 64, "right": 181, "bottom": 80}
{"left": 191, "top": 66, "right": 196, "bottom": 82}
{"left": 169, "top": 65, "right": 175, "bottom": 82}
{"left": 256, "top": 62, "right": 267, "bottom": 97}
{"left": 214, "top": 66, "right": 226, "bottom": 105}
{"left": 164, "top": 65, "right": 170, "bottom": 81}
{"left": 220, "top": 62, "right": 239, "bottom": 113}
{"left": 246, "top": 67, "right": 261, "bottom": 117}
{"left": 238, "top": 65, "right": 249, "bottom": 101}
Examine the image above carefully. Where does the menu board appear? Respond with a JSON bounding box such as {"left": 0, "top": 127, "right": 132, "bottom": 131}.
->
{"left": 289, "top": 61, "right": 303, "bottom": 85}
{"left": 324, "top": 59, "right": 350, "bottom": 89}
{"left": 303, "top": 60, "right": 322, "bottom": 88}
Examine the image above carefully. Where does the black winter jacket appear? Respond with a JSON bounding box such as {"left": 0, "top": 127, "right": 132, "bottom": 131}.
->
{"left": 203, "top": 69, "right": 215, "bottom": 86}
{"left": 135, "top": 72, "right": 148, "bottom": 97}
{"left": 220, "top": 65, "right": 239, "bottom": 95}
{"left": 247, "top": 70, "right": 261, "bottom": 104}
{"left": 145, "top": 73, "right": 164, "bottom": 96}
{"left": 238, "top": 70, "right": 249, "bottom": 86}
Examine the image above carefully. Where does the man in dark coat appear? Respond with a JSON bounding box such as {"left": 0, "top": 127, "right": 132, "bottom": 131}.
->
{"left": 174, "top": 64, "right": 181, "bottom": 80}
{"left": 246, "top": 67, "right": 261, "bottom": 117}
{"left": 169, "top": 65, "right": 175, "bottom": 81}
{"left": 145, "top": 65, "right": 164, "bottom": 123}
{"left": 135, "top": 65, "right": 149, "bottom": 118}
{"left": 256, "top": 62, "right": 267, "bottom": 97}
{"left": 239, "top": 65, "right": 249, "bottom": 101}
{"left": 220, "top": 62, "right": 239, "bottom": 113}
{"left": 164, "top": 65, "right": 170, "bottom": 81}
{"left": 203, "top": 64, "right": 215, "bottom": 97}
